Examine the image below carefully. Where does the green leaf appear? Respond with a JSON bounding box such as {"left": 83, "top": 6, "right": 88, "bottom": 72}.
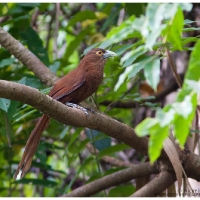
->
{"left": 173, "top": 93, "right": 197, "bottom": 147}
{"left": 106, "top": 15, "right": 135, "bottom": 39}
{"left": 114, "top": 43, "right": 137, "bottom": 56}
{"left": 0, "top": 98, "right": 10, "bottom": 112}
{"left": 108, "top": 185, "right": 135, "bottom": 197}
{"left": 64, "top": 157, "right": 94, "bottom": 193}
{"left": 172, "top": 96, "right": 193, "bottom": 118}
{"left": 121, "top": 45, "right": 147, "bottom": 67}
{"left": 144, "top": 58, "right": 160, "bottom": 91}
{"left": 149, "top": 125, "right": 169, "bottom": 162}
{"left": 186, "top": 80, "right": 200, "bottom": 94}
{"left": 98, "top": 144, "right": 130, "bottom": 158}
{"left": 114, "top": 56, "right": 154, "bottom": 91}
{"left": 0, "top": 57, "right": 15, "bottom": 68}
{"left": 186, "top": 39, "right": 200, "bottom": 81}
{"left": 181, "top": 37, "right": 199, "bottom": 46}
{"left": 14, "top": 178, "right": 58, "bottom": 188}
{"left": 127, "top": 56, "right": 154, "bottom": 79}
{"left": 64, "top": 28, "right": 91, "bottom": 60}
{"left": 163, "top": 7, "right": 184, "bottom": 50}
{"left": 67, "top": 128, "right": 83, "bottom": 150}
{"left": 20, "top": 27, "right": 49, "bottom": 65}
{"left": 135, "top": 117, "right": 158, "bottom": 137}
{"left": 125, "top": 3, "right": 146, "bottom": 17}
{"left": 67, "top": 10, "right": 97, "bottom": 27}
{"left": 156, "top": 108, "right": 175, "bottom": 127}
{"left": 146, "top": 3, "right": 166, "bottom": 31}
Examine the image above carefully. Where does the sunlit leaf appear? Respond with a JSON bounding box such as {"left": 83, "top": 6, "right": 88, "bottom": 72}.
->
{"left": 149, "top": 125, "right": 169, "bottom": 162}
{"left": 144, "top": 58, "right": 160, "bottom": 91}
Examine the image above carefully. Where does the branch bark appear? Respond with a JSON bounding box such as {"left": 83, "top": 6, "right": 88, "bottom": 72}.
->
{"left": 0, "top": 79, "right": 154, "bottom": 158}
{"left": 62, "top": 162, "right": 158, "bottom": 197}
{"left": 0, "top": 26, "right": 58, "bottom": 86}
{"left": 132, "top": 171, "right": 177, "bottom": 197}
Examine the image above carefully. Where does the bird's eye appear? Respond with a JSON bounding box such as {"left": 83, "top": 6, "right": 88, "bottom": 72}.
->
{"left": 96, "top": 50, "right": 103, "bottom": 56}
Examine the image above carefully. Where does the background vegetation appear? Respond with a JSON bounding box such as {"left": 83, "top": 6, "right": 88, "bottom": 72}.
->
{"left": 0, "top": 2, "right": 200, "bottom": 197}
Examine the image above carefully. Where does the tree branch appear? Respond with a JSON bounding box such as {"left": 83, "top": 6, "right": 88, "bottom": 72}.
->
{"left": 0, "top": 26, "right": 58, "bottom": 86}
{"left": 0, "top": 79, "right": 154, "bottom": 158}
{"left": 132, "top": 171, "right": 176, "bottom": 197}
{"left": 62, "top": 162, "right": 158, "bottom": 197}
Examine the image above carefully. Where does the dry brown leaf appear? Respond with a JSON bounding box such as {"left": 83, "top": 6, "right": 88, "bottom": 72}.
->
{"left": 163, "top": 137, "right": 183, "bottom": 190}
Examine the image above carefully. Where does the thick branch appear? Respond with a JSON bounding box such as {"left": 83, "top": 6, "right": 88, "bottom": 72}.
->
{"left": 0, "top": 80, "right": 155, "bottom": 158}
{"left": 132, "top": 171, "right": 176, "bottom": 197}
{"left": 0, "top": 26, "right": 58, "bottom": 86}
{"left": 62, "top": 162, "right": 158, "bottom": 197}
{"left": 1, "top": 80, "right": 200, "bottom": 186}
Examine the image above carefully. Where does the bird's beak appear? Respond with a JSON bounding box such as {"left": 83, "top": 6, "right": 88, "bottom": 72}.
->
{"left": 103, "top": 50, "right": 117, "bottom": 59}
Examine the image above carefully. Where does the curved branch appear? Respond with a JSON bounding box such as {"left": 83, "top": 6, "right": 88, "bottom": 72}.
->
{"left": 132, "top": 171, "right": 176, "bottom": 197}
{"left": 1, "top": 80, "right": 200, "bottom": 185}
{"left": 62, "top": 162, "right": 158, "bottom": 197}
{"left": 0, "top": 26, "right": 58, "bottom": 86}
{"left": 0, "top": 79, "right": 156, "bottom": 158}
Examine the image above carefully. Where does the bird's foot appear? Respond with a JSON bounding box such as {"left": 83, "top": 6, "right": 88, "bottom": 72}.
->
{"left": 66, "top": 102, "right": 90, "bottom": 115}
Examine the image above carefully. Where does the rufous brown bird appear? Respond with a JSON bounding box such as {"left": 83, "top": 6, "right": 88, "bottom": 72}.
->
{"left": 14, "top": 48, "right": 117, "bottom": 180}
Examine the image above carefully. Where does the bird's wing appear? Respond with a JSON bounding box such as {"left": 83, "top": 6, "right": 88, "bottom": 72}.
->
{"left": 53, "top": 81, "right": 85, "bottom": 101}
{"left": 48, "top": 69, "right": 86, "bottom": 102}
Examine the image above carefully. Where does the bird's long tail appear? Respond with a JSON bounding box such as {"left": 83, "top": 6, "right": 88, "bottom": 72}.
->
{"left": 14, "top": 114, "right": 50, "bottom": 180}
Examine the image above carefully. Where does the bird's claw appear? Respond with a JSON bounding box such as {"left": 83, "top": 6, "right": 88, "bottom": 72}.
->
{"left": 66, "top": 102, "right": 90, "bottom": 116}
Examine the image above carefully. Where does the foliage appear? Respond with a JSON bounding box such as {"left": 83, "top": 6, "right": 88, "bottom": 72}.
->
{"left": 0, "top": 2, "right": 200, "bottom": 197}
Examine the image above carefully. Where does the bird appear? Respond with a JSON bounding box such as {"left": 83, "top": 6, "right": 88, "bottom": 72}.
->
{"left": 14, "top": 48, "right": 117, "bottom": 180}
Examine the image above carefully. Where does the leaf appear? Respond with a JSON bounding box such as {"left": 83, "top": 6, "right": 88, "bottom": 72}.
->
{"left": 178, "top": 3, "right": 193, "bottom": 12}
{"left": 0, "top": 98, "right": 10, "bottom": 112}
{"left": 173, "top": 94, "right": 197, "bottom": 148}
{"left": 98, "top": 143, "right": 130, "bottom": 158}
{"left": 121, "top": 46, "right": 147, "bottom": 67}
{"left": 64, "top": 28, "right": 91, "bottom": 60}
{"left": 163, "top": 137, "right": 182, "bottom": 190}
{"left": 20, "top": 27, "right": 49, "bottom": 65}
{"left": 163, "top": 7, "right": 184, "bottom": 50}
{"left": 173, "top": 115, "right": 189, "bottom": 148}
{"left": 0, "top": 57, "right": 15, "bottom": 68}
{"left": 156, "top": 108, "right": 175, "bottom": 127}
{"left": 125, "top": 3, "right": 146, "bottom": 17}
{"left": 186, "top": 80, "right": 200, "bottom": 94}
{"left": 114, "top": 65, "right": 132, "bottom": 91}
{"left": 181, "top": 37, "right": 199, "bottom": 46}
{"left": 146, "top": 3, "right": 166, "bottom": 31}
{"left": 108, "top": 185, "right": 135, "bottom": 197}
{"left": 144, "top": 58, "right": 160, "bottom": 91}
{"left": 128, "top": 57, "right": 153, "bottom": 79}
{"left": 114, "top": 43, "right": 137, "bottom": 56}
{"left": 149, "top": 125, "right": 169, "bottom": 162}
{"left": 135, "top": 117, "right": 158, "bottom": 137}
{"left": 15, "top": 178, "right": 58, "bottom": 188}
{"left": 67, "top": 10, "right": 97, "bottom": 27}
{"left": 86, "top": 130, "right": 111, "bottom": 151}
{"left": 67, "top": 128, "right": 83, "bottom": 150}
{"left": 186, "top": 39, "right": 200, "bottom": 81}
{"left": 64, "top": 157, "right": 94, "bottom": 193}
{"left": 172, "top": 95, "right": 193, "bottom": 118}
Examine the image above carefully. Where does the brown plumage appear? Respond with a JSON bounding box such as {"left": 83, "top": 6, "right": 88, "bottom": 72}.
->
{"left": 14, "top": 48, "right": 116, "bottom": 180}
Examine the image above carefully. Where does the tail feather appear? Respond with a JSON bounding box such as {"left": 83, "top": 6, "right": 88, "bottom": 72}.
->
{"left": 14, "top": 114, "right": 50, "bottom": 180}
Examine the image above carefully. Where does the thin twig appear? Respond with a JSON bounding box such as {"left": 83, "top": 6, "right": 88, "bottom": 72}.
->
{"left": 165, "top": 48, "right": 182, "bottom": 88}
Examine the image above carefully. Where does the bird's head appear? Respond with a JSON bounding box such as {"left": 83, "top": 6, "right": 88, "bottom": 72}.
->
{"left": 80, "top": 48, "right": 117, "bottom": 66}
